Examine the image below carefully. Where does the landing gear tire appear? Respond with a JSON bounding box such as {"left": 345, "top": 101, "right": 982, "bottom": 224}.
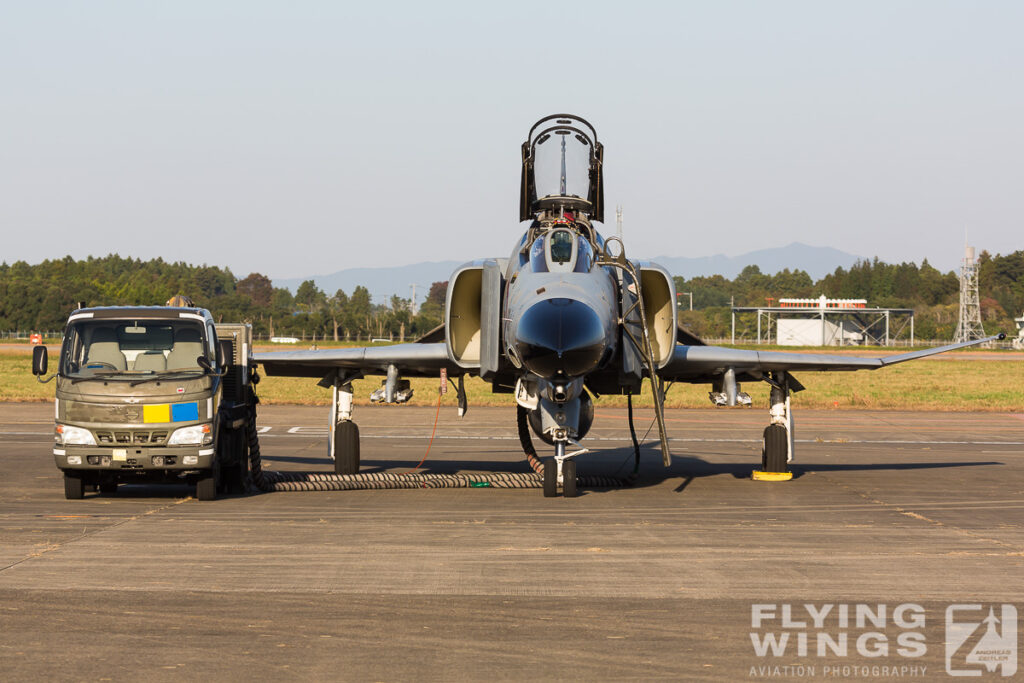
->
{"left": 333, "top": 421, "right": 360, "bottom": 475}
{"left": 543, "top": 458, "right": 557, "bottom": 498}
{"left": 99, "top": 481, "right": 117, "bottom": 495}
{"left": 562, "top": 459, "right": 577, "bottom": 498}
{"left": 64, "top": 473, "right": 84, "bottom": 500}
{"left": 762, "top": 424, "right": 788, "bottom": 473}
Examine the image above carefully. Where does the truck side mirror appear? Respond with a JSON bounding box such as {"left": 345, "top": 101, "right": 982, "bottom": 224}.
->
{"left": 32, "top": 346, "right": 48, "bottom": 376}
{"left": 217, "top": 340, "right": 233, "bottom": 369}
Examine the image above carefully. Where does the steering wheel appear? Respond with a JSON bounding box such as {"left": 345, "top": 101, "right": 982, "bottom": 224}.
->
{"left": 85, "top": 361, "right": 119, "bottom": 370}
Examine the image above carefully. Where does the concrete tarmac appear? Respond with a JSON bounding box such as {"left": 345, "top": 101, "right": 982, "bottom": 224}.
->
{"left": 1, "top": 402, "right": 1022, "bottom": 681}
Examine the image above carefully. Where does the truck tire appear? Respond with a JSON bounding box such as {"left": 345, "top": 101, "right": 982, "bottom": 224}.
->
{"left": 333, "top": 421, "right": 360, "bottom": 475}
{"left": 64, "top": 474, "right": 84, "bottom": 500}
{"left": 196, "top": 460, "right": 219, "bottom": 501}
{"left": 763, "top": 424, "right": 788, "bottom": 473}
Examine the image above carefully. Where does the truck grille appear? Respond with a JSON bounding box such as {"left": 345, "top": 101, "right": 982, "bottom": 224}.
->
{"left": 95, "top": 430, "right": 168, "bottom": 445}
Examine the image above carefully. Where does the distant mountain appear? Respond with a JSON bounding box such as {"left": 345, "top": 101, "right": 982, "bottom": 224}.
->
{"left": 273, "top": 243, "right": 863, "bottom": 303}
{"left": 652, "top": 242, "right": 863, "bottom": 280}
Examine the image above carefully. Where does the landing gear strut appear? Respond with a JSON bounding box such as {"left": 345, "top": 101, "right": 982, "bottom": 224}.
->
{"left": 329, "top": 382, "right": 360, "bottom": 475}
{"left": 754, "top": 371, "right": 794, "bottom": 482}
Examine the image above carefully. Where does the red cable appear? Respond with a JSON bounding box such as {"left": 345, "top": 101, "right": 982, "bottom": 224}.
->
{"left": 400, "top": 390, "right": 443, "bottom": 475}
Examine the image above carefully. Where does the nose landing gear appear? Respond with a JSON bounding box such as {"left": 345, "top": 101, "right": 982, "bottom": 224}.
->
{"left": 542, "top": 439, "right": 588, "bottom": 498}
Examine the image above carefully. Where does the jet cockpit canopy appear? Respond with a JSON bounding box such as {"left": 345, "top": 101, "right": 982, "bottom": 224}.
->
{"left": 520, "top": 114, "right": 604, "bottom": 222}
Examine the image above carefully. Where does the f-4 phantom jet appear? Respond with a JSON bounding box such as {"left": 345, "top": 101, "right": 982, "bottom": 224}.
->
{"left": 255, "top": 114, "right": 1002, "bottom": 496}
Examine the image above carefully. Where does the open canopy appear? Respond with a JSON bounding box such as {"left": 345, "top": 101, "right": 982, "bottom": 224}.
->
{"left": 520, "top": 114, "right": 603, "bottom": 222}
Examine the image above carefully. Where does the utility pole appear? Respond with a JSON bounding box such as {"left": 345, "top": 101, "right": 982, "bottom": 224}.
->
{"left": 677, "top": 292, "right": 693, "bottom": 311}
{"left": 953, "top": 244, "right": 985, "bottom": 342}
{"left": 616, "top": 205, "right": 623, "bottom": 240}
{"left": 409, "top": 283, "right": 418, "bottom": 315}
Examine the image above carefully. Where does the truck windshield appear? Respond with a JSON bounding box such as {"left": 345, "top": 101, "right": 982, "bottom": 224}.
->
{"left": 62, "top": 320, "right": 210, "bottom": 380}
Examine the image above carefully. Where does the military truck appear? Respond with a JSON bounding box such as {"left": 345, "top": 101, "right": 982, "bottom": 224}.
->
{"left": 31, "top": 305, "right": 258, "bottom": 500}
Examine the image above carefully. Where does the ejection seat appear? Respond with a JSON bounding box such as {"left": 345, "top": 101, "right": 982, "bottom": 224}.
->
{"left": 166, "top": 328, "right": 205, "bottom": 370}
{"left": 84, "top": 328, "right": 127, "bottom": 370}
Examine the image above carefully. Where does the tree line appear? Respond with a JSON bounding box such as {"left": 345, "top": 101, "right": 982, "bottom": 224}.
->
{"left": 1, "top": 251, "right": 1021, "bottom": 342}
{"left": 674, "top": 251, "right": 1024, "bottom": 340}
{"left": 0, "top": 255, "right": 445, "bottom": 341}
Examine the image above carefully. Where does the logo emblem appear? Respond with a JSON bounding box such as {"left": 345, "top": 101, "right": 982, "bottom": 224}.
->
{"left": 946, "top": 604, "right": 1017, "bottom": 676}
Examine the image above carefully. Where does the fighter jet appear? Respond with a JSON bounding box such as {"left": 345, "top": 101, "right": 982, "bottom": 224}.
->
{"left": 255, "top": 114, "right": 1002, "bottom": 496}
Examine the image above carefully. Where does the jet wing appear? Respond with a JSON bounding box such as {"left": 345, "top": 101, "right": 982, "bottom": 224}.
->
{"left": 254, "top": 342, "right": 460, "bottom": 381}
{"left": 659, "top": 335, "right": 1004, "bottom": 383}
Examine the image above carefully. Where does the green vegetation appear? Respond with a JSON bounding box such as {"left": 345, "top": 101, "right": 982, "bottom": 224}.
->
{"left": 675, "top": 252, "right": 1024, "bottom": 339}
{"left": 0, "top": 256, "right": 446, "bottom": 341}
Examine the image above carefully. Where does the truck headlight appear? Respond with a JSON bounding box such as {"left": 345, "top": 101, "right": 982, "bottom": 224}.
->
{"left": 55, "top": 425, "right": 96, "bottom": 446}
{"left": 168, "top": 424, "right": 213, "bottom": 445}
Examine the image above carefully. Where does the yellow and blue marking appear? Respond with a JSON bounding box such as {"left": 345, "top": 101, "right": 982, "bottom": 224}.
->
{"left": 142, "top": 402, "right": 200, "bottom": 424}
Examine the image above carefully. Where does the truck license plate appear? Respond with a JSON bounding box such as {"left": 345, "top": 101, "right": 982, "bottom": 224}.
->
{"left": 112, "top": 449, "right": 127, "bottom": 461}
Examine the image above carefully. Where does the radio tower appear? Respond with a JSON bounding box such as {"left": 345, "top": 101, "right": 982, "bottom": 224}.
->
{"left": 953, "top": 244, "right": 985, "bottom": 342}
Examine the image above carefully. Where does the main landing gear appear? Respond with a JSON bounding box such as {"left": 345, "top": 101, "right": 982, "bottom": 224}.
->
{"left": 753, "top": 370, "right": 796, "bottom": 482}
{"left": 329, "top": 382, "right": 360, "bottom": 475}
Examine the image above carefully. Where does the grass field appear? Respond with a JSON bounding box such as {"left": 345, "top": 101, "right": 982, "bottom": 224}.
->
{"left": 3, "top": 350, "right": 1021, "bottom": 412}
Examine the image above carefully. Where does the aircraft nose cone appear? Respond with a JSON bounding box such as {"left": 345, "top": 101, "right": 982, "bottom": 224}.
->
{"left": 515, "top": 298, "right": 608, "bottom": 378}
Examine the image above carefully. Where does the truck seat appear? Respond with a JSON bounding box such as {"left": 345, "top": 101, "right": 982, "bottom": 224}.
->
{"left": 133, "top": 351, "right": 167, "bottom": 372}
{"left": 167, "top": 329, "right": 205, "bottom": 370}
{"left": 85, "top": 328, "right": 127, "bottom": 370}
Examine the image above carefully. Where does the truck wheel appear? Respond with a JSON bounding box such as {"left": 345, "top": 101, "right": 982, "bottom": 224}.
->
{"left": 99, "top": 481, "right": 117, "bottom": 495}
{"left": 334, "top": 421, "right": 360, "bottom": 475}
{"left": 763, "top": 424, "right": 788, "bottom": 473}
{"left": 196, "top": 460, "right": 219, "bottom": 501}
{"left": 64, "top": 474, "right": 84, "bottom": 500}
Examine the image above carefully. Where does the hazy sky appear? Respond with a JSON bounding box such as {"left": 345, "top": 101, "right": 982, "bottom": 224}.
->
{"left": 2, "top": 1, "right": 1021, "bottom": 279}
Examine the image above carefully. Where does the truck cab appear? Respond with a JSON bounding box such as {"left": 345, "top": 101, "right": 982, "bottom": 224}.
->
{"left": 32, "top": 305, "right": 255, "bottom": 500}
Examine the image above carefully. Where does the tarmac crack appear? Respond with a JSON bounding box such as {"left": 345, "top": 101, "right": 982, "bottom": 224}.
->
{"left": 0, "top": 497, "right": 192, "bottom": 575}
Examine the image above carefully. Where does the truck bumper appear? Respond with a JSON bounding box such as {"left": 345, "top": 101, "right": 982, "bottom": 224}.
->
{"left": 54, "top": 446, "right": 215, "bottom": 472}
